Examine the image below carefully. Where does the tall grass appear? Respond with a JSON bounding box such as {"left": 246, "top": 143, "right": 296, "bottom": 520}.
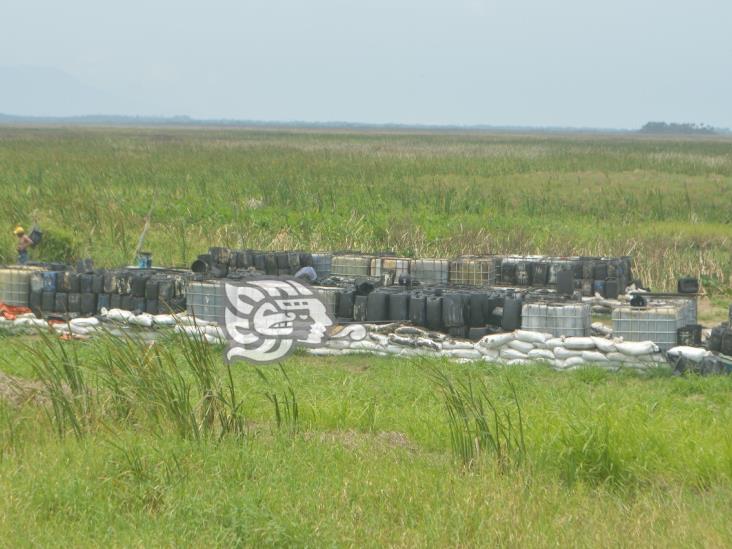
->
{"left": 430, "top": 367, "right": 526, "bottom": 469}
{"left": 0, "top": 127, "right": 731, "bottom": 291}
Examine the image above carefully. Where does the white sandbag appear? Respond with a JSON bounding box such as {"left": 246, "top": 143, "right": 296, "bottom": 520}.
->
{"left": 388, "top": 334, "right": 415, "bottom": 347}
{"left": 544, "top": 338, "right": 565, "bottom": 349}
{"left": 369, "top": 333, "right": 389, "bottom": 346}
{"left": 204, "top": 325, "right": 225, "bottom": 339}
{"left": 478, "top": 332, "right": 514, "bottom": 349}
{"left": 14, "top": 317, "right": 48, "bottom": 328}
{"left": 308, "top": 348, "right": 345, "bottom": 356}
{"left": 592, "top": 322, "right": 613, "bottom": 336}
{"left": 528, "top": 349, "right": 555, "bottom": 361}
{"left": 554, "top": 347, "right": 583, "bottom": 360}
{"left": 481, "top": 349, "right": 500, "bottom": 361}
{"left": 326, "top": 339, "right": 352, "bottom": 349}
{"left": 350, "top": 340, "right": 382, "bottom": 352}
{"left": 500, "top": 348, "right": 529, "bottom": 361}
{"left": 416, "top": 337, "right": 441, "bottom": 351}
{"left": 385, "top": 345, "right": 408, "bottom": 356}
{"left": 507, "top": 359, "right": 530, "bottom": 366}
{"left": 606, "top": 352, "right": 635, "bottom": 363}
{"left": 563, "top": 356, "right": 585, "bottom": 367}
{"left": 395, "top": 326, "right": 428, "bottom": 338}
{"left": 615, "top": 341, "right": 659, "bottom": 356}
{"left": 175, "top": 315, "right": 212, "bottom": 326}
{"left": 332, "top": 324, "right": 367, "bottom": 341}
{"left": 508, "top": 340, "right": 534, "bottom": 354}
{"left": 128, "top": 313, "right": 154, "bottom": 328}
{"left": 581, "top": 350, "right": 609, "bottom": 362}
{"left": 638, "top": 354, "right": 669, "bottom": 364}
{"left": 69, "top": 324, "right": 91, "bottom": 336}
{"left": 591, "top": 336, "right": 616, "bottom": 353}
{"left": 106, "top": 309, "right": 135, "bottom": 323}
{"left": 667, "top": 346, "right": 709, "bottom": 363}
{"left": 153, "top": 314, "right": 177, "bottom": 326}
{"left": 563, "top": 337, "right": 596, "bottom": 350}
{"left": 442, "top": 340, "right": 475, "bottom": 351}
{"left": 515, "top": 330, "right": 550, "bottom": 344}
{"left": 69, "top": 317, "right": 100, "bottom": 328}
{"left": 443, "top": 349, "right": 482, "bottom": 360}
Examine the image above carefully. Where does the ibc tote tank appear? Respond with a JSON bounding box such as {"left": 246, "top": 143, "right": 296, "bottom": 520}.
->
{"left": 0, "top": 266, "right": 44, "bottom": 307}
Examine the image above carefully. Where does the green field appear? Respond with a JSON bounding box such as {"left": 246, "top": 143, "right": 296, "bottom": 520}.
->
{"left": 2, "top": 126, "right": 732, "bottom": 546}
{"left": 2, "top": 333, "right": 732, "bottom": 547}
{"left": 1, "top": 126, "right": 732, "bottom": 294}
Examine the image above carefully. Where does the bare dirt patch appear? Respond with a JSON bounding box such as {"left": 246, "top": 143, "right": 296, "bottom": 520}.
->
{"left": 0, "top": 372, "right": 46, "bottom": 407}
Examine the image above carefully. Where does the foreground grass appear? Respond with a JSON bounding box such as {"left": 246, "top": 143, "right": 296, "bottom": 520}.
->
{"left": 2, "top": 335, "right": 732, "bottom": 546}
{"left": 1, "top": 127, "right": 732, "bottom": 292}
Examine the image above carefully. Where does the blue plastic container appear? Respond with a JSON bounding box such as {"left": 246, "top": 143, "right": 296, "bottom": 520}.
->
{"left": 42, "top": 271, "right": 58, "bottom": 292}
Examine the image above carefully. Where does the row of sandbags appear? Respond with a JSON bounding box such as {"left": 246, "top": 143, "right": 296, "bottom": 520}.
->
{"left": 309, "top": 325, "right": 667, "bottom": 371}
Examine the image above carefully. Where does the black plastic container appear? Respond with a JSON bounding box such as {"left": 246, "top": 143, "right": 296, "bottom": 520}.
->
{"left": 366, "top": 291, "right": 388, "bottom": 322}
{"left": 388, "top": 292, "right": 410, "bottom": 321}
{"left": 29, "top": 290, "right": 42, "bottom": 317}
{"left": 353, "top": 295, "right": 368, "bottom": 322}
{"left": 501, "top": 296, "right": 522, "bottom": 331}
{"left": 67, "top": 293, "right": 82, "bottom": 313}
{"left": 97, "top": 294, "right": 111, "bottom": 313}
{"left": 409, "top": 295, "right": 427, "bottom": 326}
{"left": 79, "top": 274, "right": 94, "bottom": 294}
{"left": 133, "top": 297, "right": 146, "bottom": 312}
{"left": 426, "top": 296, "right": 443, "bottom": 331}
{"left": 442, "top": 294, "right": 465, "bottom": 328}
{"left": 677, "top": 324, "right": 702, "bottom": 347}
{"left": 337, "top": 289, "right": 355, "bottom": 319}
{"left": 54, "top": 292, "right": 68, "bottom": 313}
{"left": 110, "top": 294, "right": 122, "bottom": 310}
{"left": 146, "top": 299, "right": 160, "bottom": 315}
{"left": 677, "top": 277, "right": 699, "bottom": 294}
{"left": 42, "top": 290, "right": 56, "bottom": 313}
{"left": 145, "top": 278, "right": 160, "bottom": 300}
{"left": 80, "top": 293, "right": 96, "bottom": 315}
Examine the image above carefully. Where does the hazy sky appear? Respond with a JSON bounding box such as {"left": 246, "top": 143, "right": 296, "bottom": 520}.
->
{"left": 1, "top": 0, "right": 730, "bottom": 128}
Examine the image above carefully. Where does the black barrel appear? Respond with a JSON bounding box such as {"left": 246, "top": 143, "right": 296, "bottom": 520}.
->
{"left": 353, "top": 295, "right": 368, "bottom": 322}
{"left": 191, "top": 259, "right": 209, "bottom": 273}
{"left": 131, "top": 275, "right": 148, "bottom": 297}
{"left": 264, "top": 253, "right": 278, "bottom": 275}
{"left": 501, "top": 262, "right": 516, "bottom": 285}
{"left": 502, "top": 296, "right": 523, "bottom": 331}
{"left": 593, "top": 263, "right": 608, "bottom": 281}
{"left": 29, "top": 290, "right": 42, "bottom": 317}
{"left": 605, "top": 278, "right": 619, "bottom": 299}
{"left": 158, "top": 280, "right": 174, "bottom": 302}
{"left": 557, "top": 270, "right": 574, "bottom": 296}
{"left": 530, "top": 263, "right": 548, "bottom": 286}
{"left": 253, "top": 253, "right": 266, "bottom": 272}
{"left": 209, "top": 247, "right": 230, "bottom": 265}
{"left": 103, "top": 271, "right": 116, "bottom": 293}
{"left": 92, "top": 273, "right": 104, "bottom": 294}
{"left": 97, "top": 294, "right": 111, "bottom": 313}
{"left": 366, "top": 291, "right": 389, "bottom": 322}
{"left": 54, "top": 293, "right": 68, "bottom": 313}
{"left": 133, "top": 297, "right": 146, "bottom": 313}
{"left": 42, "top": 290, "right": 55, "bottom": 313}
{"left": 210, "top": 263, "right": 229, "bottom": 278}
{"left": 67, "top": 293, "right": 81, "bottom": 314}
{"left": 678, "top": 277, "right": 699, "bottom": 294}
{"left": 515, "top": 263, "right": 530, "bottom": 286}
{"left": 483, "top": 296, "right": 500, "bottom": 319}
{"left": 426, "top": 296, "right": 443, "bottom": 331}
{"left": 299, "top": 253, "right": 313, "bottom": 267}
{"left": 80, "top": 293, "right": 96, "bottom": 315}
{"left": 238, "top": 250, "right": 253, "bottom": 269}
{"left": 388, "top": 292, "right": 410, "bottom": 321}
{"left": 677, "top": 324, "right": 702, "bottom": 346}
{"left": 121, "top": 295, "right": 133, "bottom": 311}
{"left": 146, "top": 299, "right": 160, "bottom": 315}
{"left": 337, "top": 289, "right": 355, "bottom": 319}
{"left": 116, "top": 273, "right": 130, "bottom": 295}
{"left": 409, "top": 295, "right": 427, "bottom": 326}
{"left": 79, "top": 274, "right": 93, "bottom": 294}
{"left": 276, "top": 252, "right": 289, "bottom": 269}
{"left": 145, "top": 278, "right": 160, "bottom": 300}
{"left": 469, "top": 293, "right": 485, "bottom": 327}
{"left": 448, "top": 326, "right": 468, "bottom": 339}
{"left": 442, "top": 294, "right": 465, "bottom": 328}
{"left": 110, "top": 294, "right": 122, "bottom": 310}
{"left": 288, "top": 252, "right": 301, "bottom": 274}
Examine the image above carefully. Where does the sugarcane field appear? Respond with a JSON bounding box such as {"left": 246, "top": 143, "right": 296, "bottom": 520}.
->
{"left": 3, "top": 2, "right": 732, "bottom": 546}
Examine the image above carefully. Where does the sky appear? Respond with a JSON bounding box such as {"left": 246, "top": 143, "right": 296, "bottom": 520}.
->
{"left": 1, "top": 0, "right": 730, "bottom": 128}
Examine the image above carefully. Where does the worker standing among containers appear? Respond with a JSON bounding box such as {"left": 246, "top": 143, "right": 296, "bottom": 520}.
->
{"left": 14, "top": 226, "right": 34, "bottom": 265}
